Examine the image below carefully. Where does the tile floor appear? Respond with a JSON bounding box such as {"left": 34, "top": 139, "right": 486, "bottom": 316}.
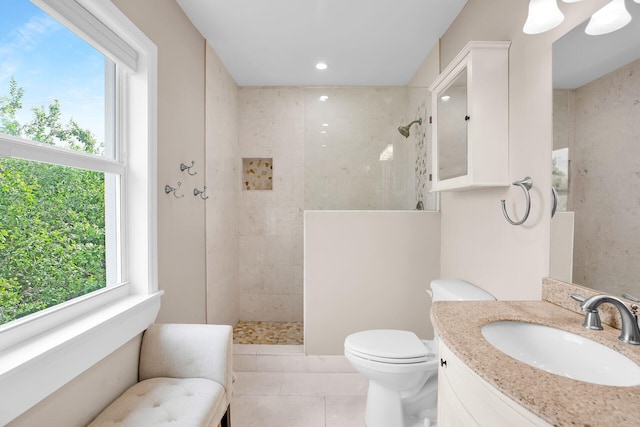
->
{"left": 231, "top": 344, "right": 368, "bottom": 426}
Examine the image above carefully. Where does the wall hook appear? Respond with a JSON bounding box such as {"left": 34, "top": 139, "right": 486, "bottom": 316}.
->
{"left": 193, "top": 186, "right": 209, "bottom": 200}
{"left": 180, "top": 160, "right": 197, "bottom": 176}
{"left": 164, "top": 181, "right": 184, "bottom": 198}
{"left": 501, "top": 177, "right": 533, "bottom": 226}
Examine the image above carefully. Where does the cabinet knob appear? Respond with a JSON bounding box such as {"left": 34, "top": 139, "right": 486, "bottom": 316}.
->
{"left": 464, "top": 115, "right": 470, "bottom": 121}
{"left": 440, "top": 358, "right": 447, "bottom": 367}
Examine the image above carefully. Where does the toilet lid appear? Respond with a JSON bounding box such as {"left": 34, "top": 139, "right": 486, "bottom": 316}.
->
{"left": 345, "top": 330, "right": 431, "bottom": 363}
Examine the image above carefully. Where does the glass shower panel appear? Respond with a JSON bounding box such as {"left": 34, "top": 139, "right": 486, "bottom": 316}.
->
{"left": 304, "top": 87, "right": 436, "bottom": 210}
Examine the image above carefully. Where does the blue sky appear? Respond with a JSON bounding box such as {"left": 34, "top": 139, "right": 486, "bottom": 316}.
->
{"left": 0, "top": 0, "right": 105, "bottom": 142}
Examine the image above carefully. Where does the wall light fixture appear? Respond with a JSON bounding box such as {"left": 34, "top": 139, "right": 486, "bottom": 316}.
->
{"left": 523, "top": 0, "right": 564, "bottom": 34}
{"left": 524, "top": 0, "right": 635, "bottom": 35}
{"left": 585, "top": 0, "right": 632, "bottom": 35}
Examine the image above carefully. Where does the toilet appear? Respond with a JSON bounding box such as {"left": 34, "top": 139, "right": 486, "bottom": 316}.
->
{"left": 344, "top": 279, "right": 495, "bottom": 427}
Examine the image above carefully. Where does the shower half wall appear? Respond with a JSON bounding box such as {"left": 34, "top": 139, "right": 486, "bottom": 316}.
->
{"left": 237, "top": 86, "right": 433, "bottom": 322}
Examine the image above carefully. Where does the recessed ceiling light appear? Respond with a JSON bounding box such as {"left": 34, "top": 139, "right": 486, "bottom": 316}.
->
{"left": 319, "top": 95, "right": 329, "bottom": 102}
{"left": 322, "top": 123, "right": 329, "bottom": 127}
{"left": 315, "top": 62, "right": 328, "bottom": 70}
{"left": 441, "top": 95, "right": 451, "bottom": 101}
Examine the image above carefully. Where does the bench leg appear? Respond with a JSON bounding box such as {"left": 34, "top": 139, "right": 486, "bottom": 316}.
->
{"left": 221, "top": 404, "right": 231, "bottom": 427}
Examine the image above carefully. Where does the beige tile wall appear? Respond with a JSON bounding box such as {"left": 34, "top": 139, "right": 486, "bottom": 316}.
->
{"left": 568, "top": 59, "right": 640, "bottom": 297}
{"left": 238, "top": 88, "right": 305, "bottom": 321}
{"left": 304, "top": 87, "right": 415, "bottom": 210}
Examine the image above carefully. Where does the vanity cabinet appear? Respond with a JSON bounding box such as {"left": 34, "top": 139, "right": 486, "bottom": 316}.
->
{"left": 429, "top": 41, "right": 510, "bottom": 191}
{"left": 438, "top": 341, "right": 551, "bottom": 427}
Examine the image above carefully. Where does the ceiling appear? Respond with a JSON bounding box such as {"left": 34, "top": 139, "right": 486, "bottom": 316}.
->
{"left": 176, "top": 0, "right": 468, "bottom": 87}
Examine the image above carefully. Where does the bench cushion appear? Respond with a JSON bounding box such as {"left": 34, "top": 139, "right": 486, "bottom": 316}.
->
{"left": 88, "top": 377, "right": 225, "bottom": 427}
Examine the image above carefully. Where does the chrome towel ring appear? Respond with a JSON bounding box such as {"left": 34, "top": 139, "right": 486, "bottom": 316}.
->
{"left": 501, "top": 177, "right": 533, "bottom": 226}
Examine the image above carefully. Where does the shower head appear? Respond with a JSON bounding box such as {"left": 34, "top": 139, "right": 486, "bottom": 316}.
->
{"left": 398, "top": 118, "right": 423, "bottom": 138}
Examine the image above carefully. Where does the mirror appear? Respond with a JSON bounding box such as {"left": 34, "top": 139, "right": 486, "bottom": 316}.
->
{"left": 550, "top": 3, "right": 640, "bottom": 297}
{"left": 437, "top": 69, "right": 468, "bottom": 180}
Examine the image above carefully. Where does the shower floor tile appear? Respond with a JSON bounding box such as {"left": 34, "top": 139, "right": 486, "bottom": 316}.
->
{"left": 233, "top": 321, "right": 303, "bottom": 345}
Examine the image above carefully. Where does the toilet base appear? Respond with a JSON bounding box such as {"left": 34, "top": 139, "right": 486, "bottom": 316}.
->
{"left": 403, "top": 375, "right": 437, "bottom": 425}
{"left": 403, "top": 408, "right": 437, "bottom": 427}
{"left": 364, "top": 377, "right": 437, "bottom": 427}
{"left": 364, "top": 381, "right": 404, "bottom": 427}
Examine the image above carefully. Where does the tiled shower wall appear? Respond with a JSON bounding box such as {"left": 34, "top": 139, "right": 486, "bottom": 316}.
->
{"left": 237, "top": 86, "right": 432, "bottom": 321}
{"left": 304, "top": 87, "right": 412, "bottom": 210}
{"left": 555, "top": 59, "right": 640, "bottom": 297}
{"left": 238, "top": 88, "right": 305, "bottom": 321}
{"left": 407, "top": 87, "right": 434, "bottom": 211}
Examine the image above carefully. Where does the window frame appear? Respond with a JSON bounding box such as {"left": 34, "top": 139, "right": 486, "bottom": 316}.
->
{"left": 0, "top": 1, "right": 160, "bottom": 423}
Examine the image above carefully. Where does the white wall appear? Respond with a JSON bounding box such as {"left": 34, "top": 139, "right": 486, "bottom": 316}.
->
{"left": 113, "top": 0, "right": 207, "bottom": 323}
{"left": 304, "top": 211, "right": 441, "bottom": 355}
{"left": 8, "top": 336, "right": 141, "bottom": 426}
{"left": 426, "top": 0, "right": 608, "bottom": 300}
{"left": 205, "top": 43, "right": 240, "bottom": 325}
{"left": 550, "top": 212, "right": 574, "bottom": 283}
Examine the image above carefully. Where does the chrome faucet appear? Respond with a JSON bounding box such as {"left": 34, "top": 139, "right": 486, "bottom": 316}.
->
{"left": 572, "top": 294, "right": 640, "bottom": 345}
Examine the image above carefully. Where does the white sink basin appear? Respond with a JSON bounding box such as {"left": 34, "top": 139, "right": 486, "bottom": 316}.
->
{"left": 481, "top": 321, "right": 640, "bottom": 387}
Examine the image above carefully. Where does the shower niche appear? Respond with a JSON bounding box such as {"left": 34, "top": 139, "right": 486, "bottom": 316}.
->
{"left": 430, "top": 41, "right": 510, "bottom": 191}
{"left": 243, "top": 157, "right": 273, "bottom": 190}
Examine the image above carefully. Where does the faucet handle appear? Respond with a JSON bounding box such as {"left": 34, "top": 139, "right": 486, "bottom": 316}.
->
{"left": 583, "top": 309, "right": 603, "bottom": 330}
{"left": 622, "top": 294, "right": 639, "bottom": 317}
{"left": 570, "top": 294, "right": 586, "bottom": 303}
{"left": 573, "top": 294, "right": 604, "bottom": 330}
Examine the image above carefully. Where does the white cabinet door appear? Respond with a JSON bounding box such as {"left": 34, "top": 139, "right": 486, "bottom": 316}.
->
{"left": 438, "top": 341, "right": 552, "bottom": 427}
{"left": 438, "top": 358, "right": 480, "bottom": 427}
{"left": 430, "top": 41, "right": 510, "bottom": 191}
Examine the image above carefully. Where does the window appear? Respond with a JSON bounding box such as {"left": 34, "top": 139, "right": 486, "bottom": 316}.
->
{"left": 0, "top": 1, "right": 159, "bottom": 423}
{"left": 0, "top": 1, "right": 118, "bottom": 324}
{"left": 552, "top": 147, "right": 569, "bottom": 211}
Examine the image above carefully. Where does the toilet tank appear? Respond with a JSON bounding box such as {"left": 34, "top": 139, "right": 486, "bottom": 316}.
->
{"left": 430, "top": 279, "right": 495, "bottom": 302}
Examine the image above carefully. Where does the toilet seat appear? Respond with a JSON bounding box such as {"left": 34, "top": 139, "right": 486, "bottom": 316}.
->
{"left": 345, "top": 330, "right": 433, "bottom": 364}
{"left": 347, "top": 348, "right": 431, "bottom": 364}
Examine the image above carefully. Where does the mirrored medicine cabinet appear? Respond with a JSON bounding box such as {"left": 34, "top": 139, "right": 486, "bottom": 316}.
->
{"left": 429, "top": 41, "right": 510, "bottom": 191}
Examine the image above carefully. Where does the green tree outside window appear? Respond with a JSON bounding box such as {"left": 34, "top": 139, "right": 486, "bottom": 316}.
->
{"left": 0, "top": 78, "right": 106, "bottom": 324}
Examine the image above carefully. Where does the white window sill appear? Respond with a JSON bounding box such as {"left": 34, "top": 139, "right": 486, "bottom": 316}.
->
{"left": 0, "top": 291, "right": 163, "bottom": 425}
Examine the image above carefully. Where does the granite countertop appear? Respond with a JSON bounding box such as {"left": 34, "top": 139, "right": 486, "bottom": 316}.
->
{"left": 431, "top": 300, "right": 640, "bottom": 426}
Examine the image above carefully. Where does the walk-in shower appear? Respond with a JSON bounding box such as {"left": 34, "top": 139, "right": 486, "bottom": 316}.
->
{"left": 235, "top": 87, "right": 436, "bottom": 338}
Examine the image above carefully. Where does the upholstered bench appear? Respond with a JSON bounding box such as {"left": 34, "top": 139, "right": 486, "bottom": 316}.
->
{"left": 88, "top": 323, "right": 233, "bottom": 427}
